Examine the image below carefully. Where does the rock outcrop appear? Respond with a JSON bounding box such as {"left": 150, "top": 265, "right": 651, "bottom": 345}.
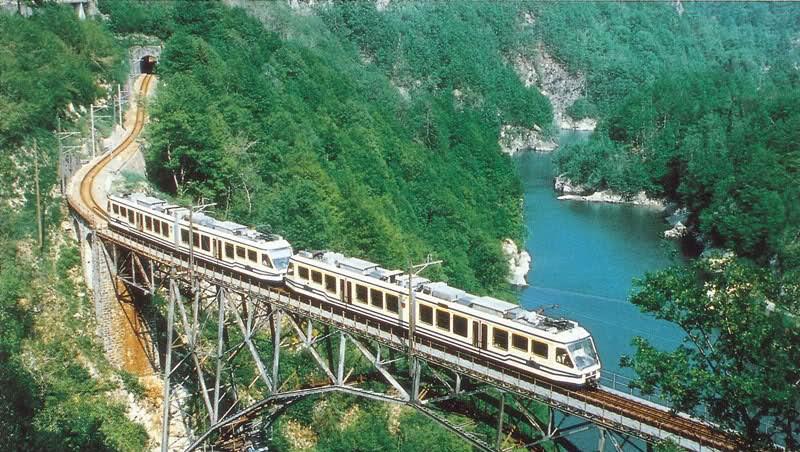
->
{"left": 511, "top": 45, "right": 597, "bottom": 131}
{"left": 664, "top": 221, "right": 688, "bottom": 239}
{"left": 553, "top": 175, "right": 665, "bottom": 209}
{"left": 499, "top": 124, "right": 557, "bottom": 155}
{"left": 558, "top": 190, "right": 666, "bottom": 209}
{"left": 554, "top": 174, "right": 589, "bottom": 195}
{"left": 502, "top": 239, "right": 531, "bottom": 286}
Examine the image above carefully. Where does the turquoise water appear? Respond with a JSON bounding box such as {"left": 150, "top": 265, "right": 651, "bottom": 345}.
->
{"left": 516, "top": 132, "right": 683, "bottom": 377}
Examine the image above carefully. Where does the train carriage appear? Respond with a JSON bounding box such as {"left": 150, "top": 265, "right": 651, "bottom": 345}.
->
{"left": 107, "top": 193, "right": 292, "bottom": 283}
{"left": 104, "top": 192, "right": 601, "bottom": 387}
{"left": 286, "top": 251, "right": 601, "bottom": 386}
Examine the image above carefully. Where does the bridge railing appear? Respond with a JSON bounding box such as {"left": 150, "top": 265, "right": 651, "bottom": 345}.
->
{"left": 97, "top": 228, "right": 725, "bottom": 451}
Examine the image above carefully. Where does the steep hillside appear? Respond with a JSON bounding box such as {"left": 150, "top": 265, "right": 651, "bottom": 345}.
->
{"left": 0, "top": 7, "right": 149, "bottom": 450}
{"left": 537, "top": 2, "right": 800, "bottom": 268}
{"left": 101, "top": 0, "right": 540, "bottom": 295}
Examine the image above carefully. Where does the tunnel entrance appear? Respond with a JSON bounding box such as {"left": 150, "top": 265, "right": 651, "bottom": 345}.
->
{"left": 140, "top": 55, "right": 157, "bottom": 74}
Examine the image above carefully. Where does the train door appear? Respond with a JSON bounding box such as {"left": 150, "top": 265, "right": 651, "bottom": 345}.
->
{"left": 341, "top": 280, "right": 352, "bottom": 303}
{"left": 473, "top": 321, "right": 487, "bottom": 350}
{"left": 212, "top": 239, "right": 222, "bottom": 260}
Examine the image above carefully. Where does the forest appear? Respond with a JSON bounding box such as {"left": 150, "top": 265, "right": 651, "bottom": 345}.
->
{"left": 100, "top": 1, "right": 545, "bottom": 297}
{"left": 536, "top": 2, "right": 800, "bottom": 447}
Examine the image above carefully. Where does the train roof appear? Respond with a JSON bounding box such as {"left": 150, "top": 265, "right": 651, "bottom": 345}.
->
{"left": 111, "top": 192, "right": 290, "bottom": 248}
{"left": 297, "top": 251, "right": 580, "bottom": 336}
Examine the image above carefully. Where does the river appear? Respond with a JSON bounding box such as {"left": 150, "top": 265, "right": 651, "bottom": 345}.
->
{"left": 515, "top": 131, "right": 683, "bottom": 377}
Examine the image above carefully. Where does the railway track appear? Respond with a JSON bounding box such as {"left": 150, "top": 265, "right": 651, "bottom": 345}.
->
{"left": 69, "top": 74, "right": 155, "bottom": 227}
{"left": 574, "top": 388, "right": 739, "bottom": 450}
{"left": 69, "top": 73, "right": 743, "bottom": 451}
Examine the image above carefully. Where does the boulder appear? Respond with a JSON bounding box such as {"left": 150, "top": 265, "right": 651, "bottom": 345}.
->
{"left": 502, "top": 239, "right": 531, "bottom": 286}
{"left": 664, "top": 221, "right": 688, "bottom": 239}
{"left": 554, "top": 174, "right": 589, "bottom": 195}
{"left": 499, "top": 125, "right": 557, "bottom": 155}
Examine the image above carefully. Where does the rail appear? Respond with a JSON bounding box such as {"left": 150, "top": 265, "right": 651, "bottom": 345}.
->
{"left": 97, "top": 227, "right": 741, "bottom": 451}
{"left": 67, "top": 72, "right": 743, "bottom": 451}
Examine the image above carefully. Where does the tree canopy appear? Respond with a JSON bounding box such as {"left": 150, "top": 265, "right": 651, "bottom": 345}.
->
{"left": 622, "top": 256, "right": 800, "bottom": 449}
{"left": 99, "top": 0, "right": 540, "bottom": 294}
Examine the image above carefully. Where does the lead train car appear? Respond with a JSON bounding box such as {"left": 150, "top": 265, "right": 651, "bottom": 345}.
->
{"left": 107, "top": 193, "right": 293, "bottom": 283}
{"left": 286, "top": 251, "right": 601, "bottom": 387}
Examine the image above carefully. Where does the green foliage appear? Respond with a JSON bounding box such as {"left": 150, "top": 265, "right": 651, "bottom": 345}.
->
{"left": 125, "top": 1, "right": 527, "bottom": 293}
{"left": 565, "top": 97, "right": 597, "bottom": 120}
{"left": 0, "top": 6, "right": 123, "bottom": 150}
{"left": 271, "top": 394, "right": 471, "bottom": 452}
{"left": 622, "top": 256, "right": 800, "bottom": 448}
{"left": 321, "top": 2, "right": 552, "bottom": 128}
{"left": 546, "top": 4, "right": 800, "bottom": 264}
{"left": 0, "top": 6, "right": 148, "bottom": 451}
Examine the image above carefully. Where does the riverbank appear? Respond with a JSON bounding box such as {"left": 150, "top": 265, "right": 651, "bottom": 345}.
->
{"left": 515, "top": 142, "right": 683, "bottom": 381}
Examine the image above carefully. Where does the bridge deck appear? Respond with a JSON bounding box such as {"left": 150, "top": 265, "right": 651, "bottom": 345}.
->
{"left": 96, "top": 227, "right": 738, "bottom": 452}
{"left": 65, "top": 72, "right": 741, "bottom": 452}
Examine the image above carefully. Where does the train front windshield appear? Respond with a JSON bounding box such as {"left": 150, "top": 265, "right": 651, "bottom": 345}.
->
{"left": 568, "top": 338, "right": 599, "bottom": 370}
{"left": 270, "top": 248, "right": 293, "bottom": 271}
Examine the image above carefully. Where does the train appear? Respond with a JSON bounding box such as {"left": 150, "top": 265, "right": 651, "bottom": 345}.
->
{"left": 107, "top": 192, "right": 601, "bottom": 387}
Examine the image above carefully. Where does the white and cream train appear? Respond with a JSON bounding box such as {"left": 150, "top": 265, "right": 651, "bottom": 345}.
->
{"left": 107, "top": 193, "right": 293, "bottom": 283}
{"left": 286, "top": 251, "right": 601, "bottom": 386}
{"left": 105, "top": 192, "right": 601, "bottom": 387}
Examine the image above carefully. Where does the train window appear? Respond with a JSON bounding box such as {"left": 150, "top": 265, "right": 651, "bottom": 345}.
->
{"left": 201, "top": 235, "right": 210, "bottom": 251}
{"left": 193, "top": 233, "right": 200, "bottom": 248}
{"left": 532, "top": 341, "right": 548, "bottom": 358}
{"left": 355, "top": 285, "right": 368, "bottom": 303}
{"left": 161, "top": 221, "right": 170, "bottom": 237}
{"left": 556, "top": 348, "right": 573, "bottom": 368}
{"left": 512, "top": 334, "right": 528, "bottom": 352}
{"left": 248, "top": 249, "right": 257, "bottom": 263}
{"left": 128, "top": 209, "right": 135, "bottom": 223}
{"left": 311, "top": 270, "right": 322, "bottom": 284}
{"left": 370, "top": 289, "right": 383, "bottom": 309}
{"left": 287, "top": 263, "right": 294, "bottom": 276}
{"left": 153, "top": 219, "right": 161, "bottom": 234}
{"left": 452, "top": 315, "right": 468, "bottom": 337}
{"left": 262, "top": 254, "right": 273, "bottom": 268}
{"left": 419, "top": 305, "right": 433, "bottom": 325}
{"left": 112, "top": 204, "right": 119, "bottom": 214}
{"left": 119, "top": 206, "right": 127, "bottom": 218}
{"left": 436, "top": 310, "right": 450, "bottom": 331}
{"left": 325, "top": 275, "right": 337, "bottom": 293}
{"left": 298, "top": 266, "right": 309, "bottom": 280}
{"left": 386, "top": 294, "right": 399, "bottom": 313}
{"left": 145, "top": 216, "right": 152, "bottom": 231}
{"left": 236, "top": 246, "right": 245, "bottom": 258}
{"left": 493, "top": 328, "right": 508, "bottom": 351}
{"left": 181, "top": 229, "right": 190, "bottom": 244}
{"left": 225, "top": 243, "right": 234, "bottom": 259}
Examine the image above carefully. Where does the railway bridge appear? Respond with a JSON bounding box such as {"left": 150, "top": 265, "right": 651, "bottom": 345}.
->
{"left": 64, "top": 74, "right": 742, "bottom": 451}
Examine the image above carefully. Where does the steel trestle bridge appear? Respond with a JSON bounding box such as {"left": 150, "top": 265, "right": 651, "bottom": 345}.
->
{"left": 65, "top": 74, "right": 742, "bottom": 451}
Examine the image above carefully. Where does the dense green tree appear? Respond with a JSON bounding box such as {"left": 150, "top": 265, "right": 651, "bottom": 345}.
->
{"left": 125, "top": 0, "right": 532, "bottom": 294}
{"left": 622, "top": 256, "right": 800, "bottom": 449}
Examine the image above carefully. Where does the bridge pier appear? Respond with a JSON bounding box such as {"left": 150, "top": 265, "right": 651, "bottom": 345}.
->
{"left": 86, "top": 228, "right": 734, "bottom": 451}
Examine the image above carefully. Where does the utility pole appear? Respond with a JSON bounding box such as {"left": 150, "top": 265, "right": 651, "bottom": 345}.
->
{"left": 90, "top": 104, "right": 96, "bottom": 159}
{"left": 117, "top": 84, "right": 124, "bottom": 129}
{"left": 33, "top": 140, "right": 43, "bottom": 250}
